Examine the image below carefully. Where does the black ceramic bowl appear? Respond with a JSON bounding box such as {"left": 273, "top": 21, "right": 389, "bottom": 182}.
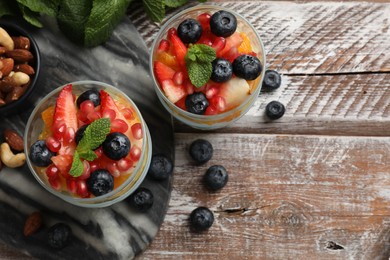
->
{"left": 0, "top": 20, "right": 40, "bottom": 115}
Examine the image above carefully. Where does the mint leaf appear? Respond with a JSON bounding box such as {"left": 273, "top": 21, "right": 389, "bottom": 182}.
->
{"left": 79, "top": 150, "right": 97, "bottom": 161}
{"left": 164, "top": 0, "right": 187, "bottom": 8}
{"left": 185, "top": 44, "right": 216, "bottom": 88}
{"left": 18, "top": 4, "right": 43, "bottom": 28}
{"left": 16, "top": 0, "right": 59, "bottom": 16}
{"left": 143, "top": 0, "right": 165, "bottom": 22}
{"left": 69, "top": 151, "right": 84, "bottom": 177}
{"left": 78, "top": 118, "right": 110, "bottom": 153}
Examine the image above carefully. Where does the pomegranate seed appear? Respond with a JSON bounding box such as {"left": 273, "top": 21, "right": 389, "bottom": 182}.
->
{"left": 212, "top": 37, "right": 226, "bottom": 53}
{"left": 129, "top": 145, "right": 141, "bottom": 162}
{"left": 49, "top": 178, "right": 61, "bottom": 191}
{"left": 46, "top": 164, "right": 59, "bottom": 180}
{"left": 194, "top": 84, "right": 206, "bottom": 93}
{"left": 80, "top": 100, "right": 95, "bottom": 115}
{"left": 158, "top": 39, "right": 170, "bottom": 52}
{"left": 102, "top": 108, "right": 116, "bottom": 121}
{"left": 117, "top": 158, "right": 133, "bottom": 172}
{"left": 205, "top": 84, "right": 219, "bottom": 99}
{"left": 53, "top": 121, "right": 66, "bottom": 140}
{"left": 122, "top": 108, "right": 134, "bottom": 120}
{"left": 131, "top": 123, "right": 143, "bottom": 140}
{"left": 197, "top": 13, "right": 211, "bottom": 29}
{"left": 63, "top": 127, "right": 75, "bottom": 145}
{"left": 210, "top": 95, "right": 226, "bottom": 112}
{"left": 107, "top": 163, "right": 120, "bottom": 177}
{"left": 205, "top": 105, "right": 218, "bottom": 115}
{"left": 77, "top": 160, "right": 91, "bottom": 180}
{"left": 77, "top": 110, "right": 88, "bottom": 122}
{"left": 173, "top": 71, "right": 184, "bottom": 86}
{"left": 168, "top": 27, "right": 177, "bottom": 36}
{"left": 185, "top": 80, "right": 195, "bottom": 95}
{"left": 111, "top": 119, "right": 129, "bottom": 133}
{"left": 76, "top": 180, "right": 90, "bottom": 198}
{"left": 46, "top": 137, "right": 61, "bottom": 153}
{"left": 198, "top": 29, "right": 215, "bottom": 45}
{"left": 66, "top": 179, "right": 77, "bottom": 194}
{"left": 175, "top": 97, "right": 186, "bottom": 110}
{"left": 199, "top": 38, "right": 213, "bottom": 46}
{"left": 94, "top": 147, "right": 103, "bottom": 157}
{"left": 89, "top": 161, "right": 100, "bottom": 172}
{"left": 87, "top": 111, "right": 101, "bottom": 122}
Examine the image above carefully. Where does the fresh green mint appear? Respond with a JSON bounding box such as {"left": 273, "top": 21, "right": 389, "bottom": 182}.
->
{"left": 185, "top": 44, "right": 216, "bottom": 88}
{"left": 69, "top": 118, "right": 111, "bottom": 177}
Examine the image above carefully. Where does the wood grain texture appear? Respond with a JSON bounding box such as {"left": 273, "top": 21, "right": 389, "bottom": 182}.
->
{"left": 139, "top": 133, "right": 390, "bottom": 260}
{"left": 129, "top": 1, "right": 390, "bottom": 74}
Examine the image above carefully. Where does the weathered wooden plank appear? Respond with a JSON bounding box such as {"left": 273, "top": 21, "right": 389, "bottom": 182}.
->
{"left": 139, "top": 133, "right": 390, "bottom": 259}
{"left": 129, "top": 1, "right": 390, "bottom": 74}
{"left": 175, "top": 73, "right": 390, "bottom": 136}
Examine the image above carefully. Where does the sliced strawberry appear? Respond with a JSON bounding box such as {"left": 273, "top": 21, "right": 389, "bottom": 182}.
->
{"left": 161, "top": 79, "right": 186, "bottom": 104}
{"left": 168, "top": 32, "right": 187, "bottom": 67}
{"left": 218, "top": 32, "right": 243, "bottom": 57}
{"left": 154, "top": 61, "right": 176, "bottom": 84}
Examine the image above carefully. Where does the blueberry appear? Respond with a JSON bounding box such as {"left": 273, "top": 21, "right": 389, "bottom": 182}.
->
{"left": 185, "top": 93, "right": 209, "bottom": 115}
{"left": 102, "top": 132, "right": 130, "bottom": 160}
{"left": 47, "top": 223, "right": 71, "bottom": 249}
{"left": 204, "top": 165, "right": 228, "bottom": 191}
{"left": 189, "top": 139, "right": 213, "bottom": 164}
{"left": 177, "top": 18, "right": 202, "bottom": 44}
{"left": 233, "top": 54, "right": 262, "bottom": 80}
{"left": 86, "top": 169, "right": 114, "bottom": 196}
{"left": 76, "top": 89, "right": 101, "bottom": 108}
{"left": 265, "top": 101, "right": 285, "bottom": 120}
{"left": 211, "top": 58, "right": 232, "bottom": 83}
{"left": 129, "top": 187, "right": 154, "bottom": 211}
{"left": 262, "top": 70, "right": 281, "bottom": 91}
{"left": 189, "top": 207, "right": 214, "bottom": 232}
{"left": 147, "top": 154, "right": 173, "bottom": 181}
{"left": 210, "top": 10, "right": 237, "bottom": 37}
{"left": 29, "top": 140, "right": 55, "bottom": 167}
{"left": 75, "top": 124, "right": 88, "bottom": 144}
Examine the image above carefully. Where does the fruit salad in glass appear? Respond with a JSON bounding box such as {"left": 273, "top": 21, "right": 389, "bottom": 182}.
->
{"left": 25, "top": 81, "right": 152, "bottom": 208}
{"left": 150, "top": 5, "right": 266, "bottom": 129}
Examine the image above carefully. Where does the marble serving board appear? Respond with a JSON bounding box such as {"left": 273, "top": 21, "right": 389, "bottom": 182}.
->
{"left": 0, "top": 17, "right": 174, "bottom": 259}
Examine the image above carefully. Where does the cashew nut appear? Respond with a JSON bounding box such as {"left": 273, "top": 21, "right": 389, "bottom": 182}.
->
{"left": 0, "top": 143, "right": 26, "bottom": 168}
{"left": 0, "top": 27, "right": 14, "bottom": 51}
{"left": 11, "top": 71, "right": 30, "bottom": 85}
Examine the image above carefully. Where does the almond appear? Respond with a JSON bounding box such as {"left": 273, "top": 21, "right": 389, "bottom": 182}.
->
{"left": 0, "top": 76, "right": 17, "bottom": 93}
{"left": 5, "top": 49, "right": 33, "bottom": 63}
{"left": 0, "top": 46, "right": 6, "bottom": 55}
{"left": 11, "top": 36, "right": 30, "bottom": 50}
{"left": 5, "top": 86, "right": 24, "bottom": 103}
{"left": 23, "top": 211, "right": 43, "bottom": 237}
{"left": 14, "top": 64, "right": 35, "bottom": 75}
{"left": 0, "top": 58, "right": 14, "bottom": 78}
{"left": 4, "top": 129, "right": 24, "bottom": 152}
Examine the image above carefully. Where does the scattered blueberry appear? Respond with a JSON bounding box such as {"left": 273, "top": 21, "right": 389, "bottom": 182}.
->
{"left": 233, "top": 54, "right": 262, "bottom": 80}
{"left": 265, "top": 101, "right": 285, "bottom": 120}
{"left": 204, "top": 165, "right": 228, "bottom": 191}
{"left": 177, "top": 18, "right": 203, "bottom": 44}
{"left": 185, "top": 93, "right": 209, "bottom": 115}
{"left": 75, "top": 124, "right": 88, "bottom": 144}
{"left": 262, "top": 70, "right": 281, "bottom": 91}
{"left": 29, "top": 140, "right": 55, "bottom": 167}
{"left": 189, "top": 139, "right": 213, "bottom": 164}
{"left": 211, "top": 58, "right": 233, "bottom": 83}
{"left": 189, "top": 207, "right": 214, "bottom": 232}
{"left": 86, "top": 169, "right": 114, "bottom": 196}
{"left": 102, "top": 132, "right": 131, "bottom": 160}
{"left": 47, "top": 223, "right": 71, "bottom": 249}
{"left": 148, "top": 154, "right": 173, "bottom": 181}
{"left": 129, "top": 187, "right": 154, "bottom": 211}
{"left": 76, "top": 89, "right": 101, "bottom": 108}
{"left": 210, "top": 10, "right": 237, "bottom": 37}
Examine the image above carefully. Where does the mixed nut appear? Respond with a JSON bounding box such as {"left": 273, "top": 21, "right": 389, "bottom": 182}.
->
{"left": 0, "top": 26, "right": 35, "bottom": 106}
{"left": 0, "top": 128, "right": 26, "bottom": 169}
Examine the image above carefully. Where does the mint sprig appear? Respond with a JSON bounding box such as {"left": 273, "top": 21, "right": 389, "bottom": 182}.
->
{"left": 185, "top": 44, "right": 216, "bottom": 88}
{"left": 69, "top": 118, "right": 111, "bottom": 177}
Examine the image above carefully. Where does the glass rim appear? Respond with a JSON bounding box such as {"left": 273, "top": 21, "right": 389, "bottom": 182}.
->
{"left": 149, "top": 4, "right": 266, "bottom": 121}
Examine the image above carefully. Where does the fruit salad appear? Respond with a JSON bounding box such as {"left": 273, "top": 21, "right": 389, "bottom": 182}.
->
{"left": 28, "top": 84, "right": 144, "bottom": 199}
{"left": 152, "top": 8, "right": 263, "bottom": 116}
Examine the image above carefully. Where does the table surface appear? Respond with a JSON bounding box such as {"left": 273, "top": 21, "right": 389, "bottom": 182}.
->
{"left": 1, "top": 0, "right": 390, "bottom": 259}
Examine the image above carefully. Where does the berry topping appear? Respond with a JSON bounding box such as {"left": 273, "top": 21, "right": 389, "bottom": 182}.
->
{"left": 147, "top": 154, "right": 173, "bottom": 181}
{"left": 204, "top": 165, "right": 228, "bottom": 191}
{"left": 75, "top": 124, "right": 88, "bottom": 144}
{"left": 29, "top": 140, "right": 55, "bottom": 167}
{"left": 265, "top": 101, "right": 285, "bottom": 120}
{"left": 76, "top": 89, "right": 101, "bottom": 108}
{"left": 189, "top": 139, "right": 213, "bottom": 164}
{"left": 154, "top": 61, "right": 176, "bottom": 84}
{"left": 129, "top": 187, "right": 154, "bottom": 211}
{"left": 47, "top": 223, "right": 72, "bottom": 249}
{"left": 177, "top": 18, "right": 203, "bottom": 44}
{"left": 168, "top": 28, "right": 187, "bottom": 67}
{"left": 262, "top": 70, "right": 281, "bottom": 91}
{"left": 232, "top": 54, "right": 262, "bottom": 80}
{"left": 189, "top": 207, "right": 214, "bottom": 232}
{"left": 210, "top": 10, "right": 237, "bottom": 37}
{"left": 210, "top": 58, "right": 232, "bottom": 83}
{"left": 102, "top": 132, "right": 131, "bottom": 160}
{"left": 185, "top": 92, "right": 209, "bottom": 115}
{"left": 86, "top": 169, "right": 114, "bottom": 196}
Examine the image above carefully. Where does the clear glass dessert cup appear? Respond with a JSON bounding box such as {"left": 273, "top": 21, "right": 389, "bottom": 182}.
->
{"left": 24, "top": 80, "right": 152, "bottom": 208}
{"left": 150, "top": 5, "right": 266, "bottom": 130}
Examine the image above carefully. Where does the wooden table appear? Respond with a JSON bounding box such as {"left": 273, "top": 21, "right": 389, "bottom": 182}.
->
{"left": 1, "top": 0, "right": 390, "bottom": 259}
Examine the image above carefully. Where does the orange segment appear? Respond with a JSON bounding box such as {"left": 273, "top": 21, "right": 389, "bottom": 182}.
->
{"left": 156, "top": 52, "right": 179, "bottom": 70}
{"left": 238, "top": 32, "right": 252, "bottom": 54}
{"left": 41, "top": 105, "right": 55, "bottom": 129}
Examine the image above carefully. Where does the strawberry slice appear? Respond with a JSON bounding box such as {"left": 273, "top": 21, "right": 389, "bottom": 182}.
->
{"left": 168, "top": 30, "right": 187, "bottom": 67}
{"left": 161, "top": 79, "right": 186, "bottom": 104}
{"left": 154, "top": 61, "right": 176, "bottom": 85}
